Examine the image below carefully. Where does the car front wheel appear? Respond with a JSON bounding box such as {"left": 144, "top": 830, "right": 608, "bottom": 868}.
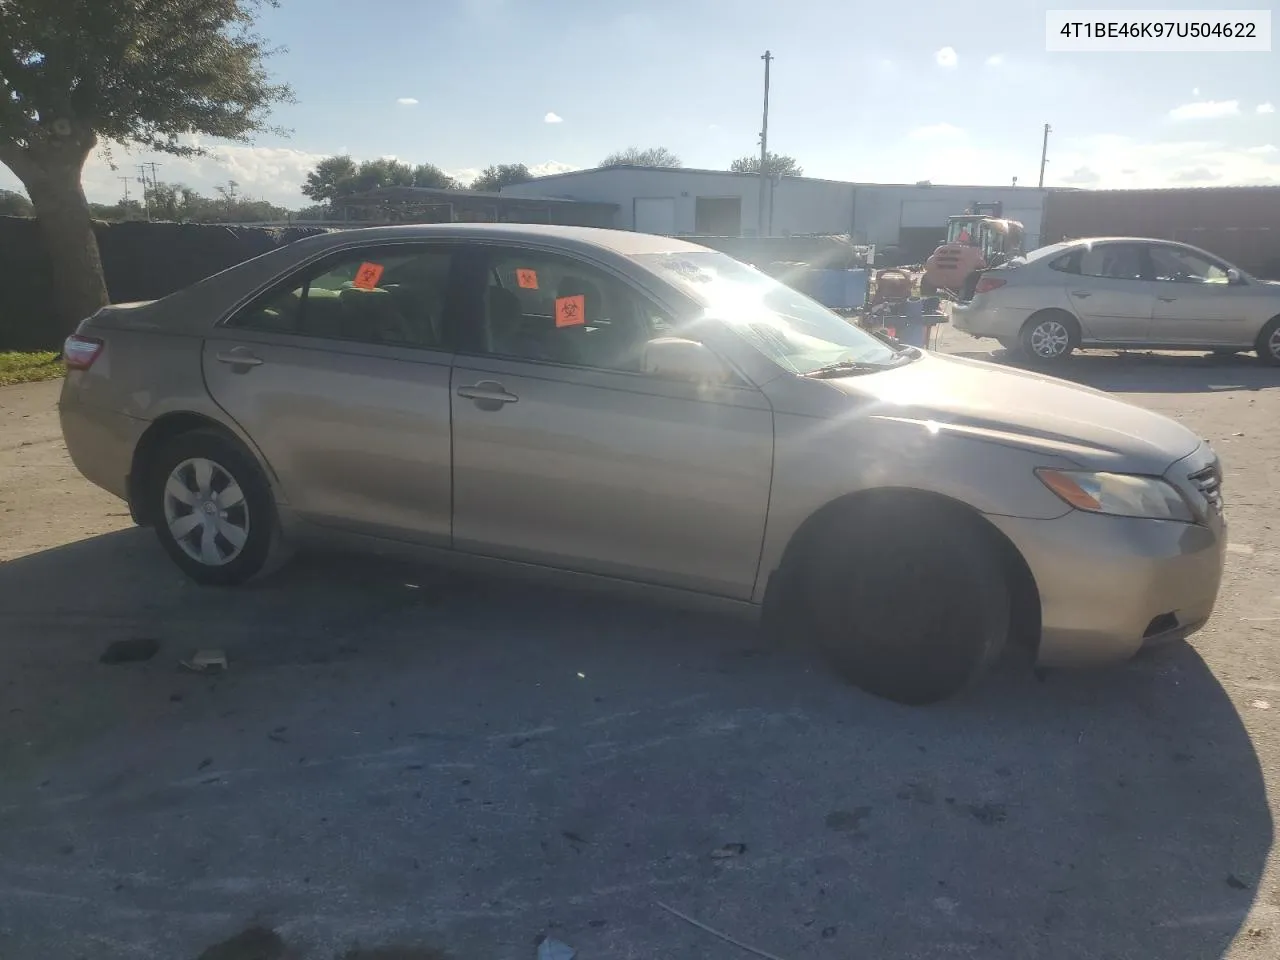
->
{"left": 803, "top": 498, "right": 1011, "bottom": 705}
{"left": 149, "top": 430, "right": 286, "bottom": 585}
{"left": 1257, "top": 317, "right": 1280, "bottom": 366}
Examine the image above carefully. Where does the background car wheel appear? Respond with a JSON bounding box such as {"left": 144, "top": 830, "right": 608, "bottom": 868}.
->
{"left": 1020, "top": 310, "right": 1079, "bottom": 362}
{"left": 1256, "top": 317, "right": 1280, "bottom": 366}
{"left": 801, "top": 497, "right": 1011, "bottom": 705}
{"left": 149, "top": 430, "right": 287, "bottom": 586}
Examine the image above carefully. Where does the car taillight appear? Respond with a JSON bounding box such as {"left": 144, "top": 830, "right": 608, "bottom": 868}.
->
{"left": 973, "top": 277, "right": 1007, "bottom": 295}
{"left": 63, "top": 334, "right": 104, "bottom": 370}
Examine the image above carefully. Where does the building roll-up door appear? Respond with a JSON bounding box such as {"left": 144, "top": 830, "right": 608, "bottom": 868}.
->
{"left": 634, "top": 197, "right": 677, "bottom": 235}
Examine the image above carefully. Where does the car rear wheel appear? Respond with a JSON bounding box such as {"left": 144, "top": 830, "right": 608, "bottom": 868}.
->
{"left": 802, "top": 498, "right": 1011, "bottom": 705}
{"left": 1020, "top": 310, "right": 1078, "bottom": 362}
{"left": 1257, "top": 317, "right": 1280, "bottom": 366}
{"left": 149, "top": 430, "right": 287, "bottom": 586}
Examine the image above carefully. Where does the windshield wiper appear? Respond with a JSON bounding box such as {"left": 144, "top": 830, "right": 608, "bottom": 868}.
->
{"left": 803, "top": 359, "right": 896, "bottom": 379}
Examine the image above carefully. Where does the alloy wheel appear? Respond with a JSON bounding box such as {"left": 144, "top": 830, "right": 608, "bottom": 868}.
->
{"left": 1030, "top": 320, "right": 1070, "bottom": 358}
{"left": 162, "top": 457, "right": 250, "bottom": 566}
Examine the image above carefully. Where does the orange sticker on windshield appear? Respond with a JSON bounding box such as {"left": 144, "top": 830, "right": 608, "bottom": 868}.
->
{"left": 555, "top": 294, "right": 585, "bottom": 327}
{"left": 516, "top": 268, "right": 539, "bottom": 289}
{"left": 352, "top": 261, "right": 384, "bottom": 290}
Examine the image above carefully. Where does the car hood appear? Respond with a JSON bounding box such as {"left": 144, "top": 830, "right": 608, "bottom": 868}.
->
{"left": 825, "top": 351, "right": 1202, "bottom": 472}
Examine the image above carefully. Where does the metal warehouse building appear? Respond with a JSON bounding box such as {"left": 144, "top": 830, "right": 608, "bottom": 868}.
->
{"left": 500, "top": 166, "right": 1049, "bottom": 260}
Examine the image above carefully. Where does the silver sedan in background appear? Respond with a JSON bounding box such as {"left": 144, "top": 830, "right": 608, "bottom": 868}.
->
{"left": 953, "top": 236, "right": 1280, "bottom": 363}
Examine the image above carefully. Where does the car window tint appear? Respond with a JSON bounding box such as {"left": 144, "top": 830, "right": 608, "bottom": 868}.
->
{"left": 1047, "top": 253, "right": 1077, "bottom": 273}
{"left": 1149, "top": 246, "right": 1229, "bottom": 284}
{"left": 230, "top": 246, "right": 452, "bottom": 348}
{"left": 476, "top": 249, "right": 675, "bottom": 373}
{"left": 1078, "top": 244, "right": 1145, "bottom": 281}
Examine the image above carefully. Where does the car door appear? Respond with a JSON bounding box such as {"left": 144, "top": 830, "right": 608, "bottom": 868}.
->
{"left": 1145, "top": 243, "right": 1254, "bottom": 346}
{"left": 1065, "top": 242, "right": 1156, "bottom": 343}
{"left": 202, "top": 242, "right": 456, "bottom": 545}
{"left": 448, "top": 243, "right": 774, "bottom": 600}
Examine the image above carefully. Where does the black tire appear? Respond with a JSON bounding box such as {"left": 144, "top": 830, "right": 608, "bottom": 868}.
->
{"left": 1019, "top": 310, "right": 1079, "bottom": 363}
{"left": 1256, "top": 316, "right": 1280, "bottom": 366}
{"left": 147, "top": 429, "right": 288, "bottom": 586}
{"left": 801, "top": 498, "right": 1011, "bottom": 705}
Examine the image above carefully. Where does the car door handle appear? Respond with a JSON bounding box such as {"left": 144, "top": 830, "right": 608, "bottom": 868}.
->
{"left": 456, "top": 381, "right": 518, "bottom": 407}
{"left": 1071, "top": 291, "right": 1091, "bottom": 298}
{"left": 1158, "top": 296, "right": 1178, "bottom": 302}
{"left": 214, "top": 350, "right": 264, "bottom": 367}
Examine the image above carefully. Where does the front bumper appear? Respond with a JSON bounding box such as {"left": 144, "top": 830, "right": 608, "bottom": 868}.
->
{"left": 986, "top": 449, "right": 1226, "bottom": 667}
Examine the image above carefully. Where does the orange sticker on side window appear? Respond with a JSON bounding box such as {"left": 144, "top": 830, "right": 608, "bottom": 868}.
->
{"left": 555, "top": 294, "right": 585, "bottom": 327}
{"left": 516, "top": 268, "right": 539, "bottom": 289}
{"left": 352, "top": 261, "right": 384, "bottom": 290}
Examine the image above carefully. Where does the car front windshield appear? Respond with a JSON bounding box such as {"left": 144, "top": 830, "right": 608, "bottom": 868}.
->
{"left": 633, "top": 250, "right": 904, "bottom": 375}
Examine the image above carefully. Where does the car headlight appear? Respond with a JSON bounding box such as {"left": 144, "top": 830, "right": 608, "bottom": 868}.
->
{"left": 1036, "top": 468, "right": 1194, "bottom": 522}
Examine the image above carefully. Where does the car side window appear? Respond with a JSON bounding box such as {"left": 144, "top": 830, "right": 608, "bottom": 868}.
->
{"left": 229, "top": 246, "right": 453, "bottom": 349}
{"left": 1149, "top": 246, "right": 1229, "bottom": 284}
{"left": 1078, "top": 244, "right": 1146, "bottom": 281}
{"left": 472, "top": 248, "right": 677, "bottom": 374}
{"left": 1047, "top": 252, "right": 1077, "bottom": 274}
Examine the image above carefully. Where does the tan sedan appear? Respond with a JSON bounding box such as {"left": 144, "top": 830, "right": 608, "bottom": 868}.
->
{"left": 59, "top": 224, "right": 1226, "bottom": 704}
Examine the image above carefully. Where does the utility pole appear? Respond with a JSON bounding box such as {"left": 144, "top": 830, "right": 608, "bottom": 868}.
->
{"left": 137, "top": 165, "right": 151, "bottom": 220}
{"left": 757, "top": 49, "right": 773, "bottom": 237}
{"left": 1037, "top": 123, "right": 1052, "bottom": 188}
{"left": 117, "top": 176, "right": 131, "bottom": 206}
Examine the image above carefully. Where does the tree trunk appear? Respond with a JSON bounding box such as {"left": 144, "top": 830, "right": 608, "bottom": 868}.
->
{"left": 15, "top": 151, "right": 109, "bottom": 340}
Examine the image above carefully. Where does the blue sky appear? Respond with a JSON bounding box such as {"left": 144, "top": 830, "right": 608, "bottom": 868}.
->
{"left": 5, "top": 0, "right": 1278, "bottom": 205}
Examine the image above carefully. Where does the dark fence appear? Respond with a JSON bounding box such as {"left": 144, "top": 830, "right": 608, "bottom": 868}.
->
{"left": 0, "top": 217, "right": 328, "bottom": 351}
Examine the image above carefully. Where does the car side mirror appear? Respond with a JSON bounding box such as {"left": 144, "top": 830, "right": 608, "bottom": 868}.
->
{"left": 642, "top": 337, "right": 731, "bottom": 384}
{"left": 1227, "top": 268, "right": 1244, "bottom": 285}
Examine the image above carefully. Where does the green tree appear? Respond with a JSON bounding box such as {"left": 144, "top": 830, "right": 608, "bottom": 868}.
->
{"left": 410, "top": 162, "right": 457, "bottom": 190}
{"left": 470, "top": 162, "right": 532, "bottom": 192}
{"left": 301, "top": 154, "right": 357, "bottom": 204}
{"left": 730, "top": 152, "right": 804, "bottom": 177}
{"left": 600, "top": 146, "right": 682, "bottom": 168}
{"left": 0, "top": 188, "right": 34, "bottom": 216}
{"left": 302, "top": 156, "right": 459, "bottom": 204}
{"left": 0, "top": 0, "right": 292, "bottom": 335}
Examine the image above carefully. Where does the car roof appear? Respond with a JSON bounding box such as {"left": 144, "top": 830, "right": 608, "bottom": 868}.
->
{"left": 283, "top": 222, "right": 713, "bottom": 257}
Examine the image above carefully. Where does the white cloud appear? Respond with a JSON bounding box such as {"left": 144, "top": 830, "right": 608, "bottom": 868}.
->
{"left": 984, "top": 54, "right": 1004, "bottom": 67}
{"left": 1192, "top": 87, "right": 1200, "bottom": 96}
{"left": 396, "top": 97, "right": 419, "bottom": 106}
{"left": 528, "top": 161, "right": 577, "bottom": 177}
{"left": 448, "top": 167, "right": 482, "bottom": 187}
{"left": 1247, "top": 144, "right": 1278, "bottom": 154}
{"left": 1258, "top": 103, "right": 1276, "bottom": 115}
{"left": 1169, "top": 100, "right": 1239, "bottom": 120}
{"left": 544, "top": 111, "right": 563, "bottom": 124}
{"left": 908, "top": 123, "right": 964, "bottom": 140}
{"left": 934, "top": 46, "right": 958, "bottom": 68}
{"left": 1048, "top": 135, "right": 1280, "bottom": 189}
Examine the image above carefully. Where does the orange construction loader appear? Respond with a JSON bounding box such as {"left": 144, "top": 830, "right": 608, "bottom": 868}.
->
{"left": 921, "top": 212, "right": 1025, "bottom": 301}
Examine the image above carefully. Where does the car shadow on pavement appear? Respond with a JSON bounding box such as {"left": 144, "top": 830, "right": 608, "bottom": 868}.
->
{"left": 0, "top": 529, "right": 1273, "bottom": 960}
{"left": 950, "top": 347, "right": 1280, "bottom": 395}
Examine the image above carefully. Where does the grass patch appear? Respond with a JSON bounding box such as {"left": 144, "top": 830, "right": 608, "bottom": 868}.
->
{"left": 0, "top": 350, "right": 63, "bottom": 386}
